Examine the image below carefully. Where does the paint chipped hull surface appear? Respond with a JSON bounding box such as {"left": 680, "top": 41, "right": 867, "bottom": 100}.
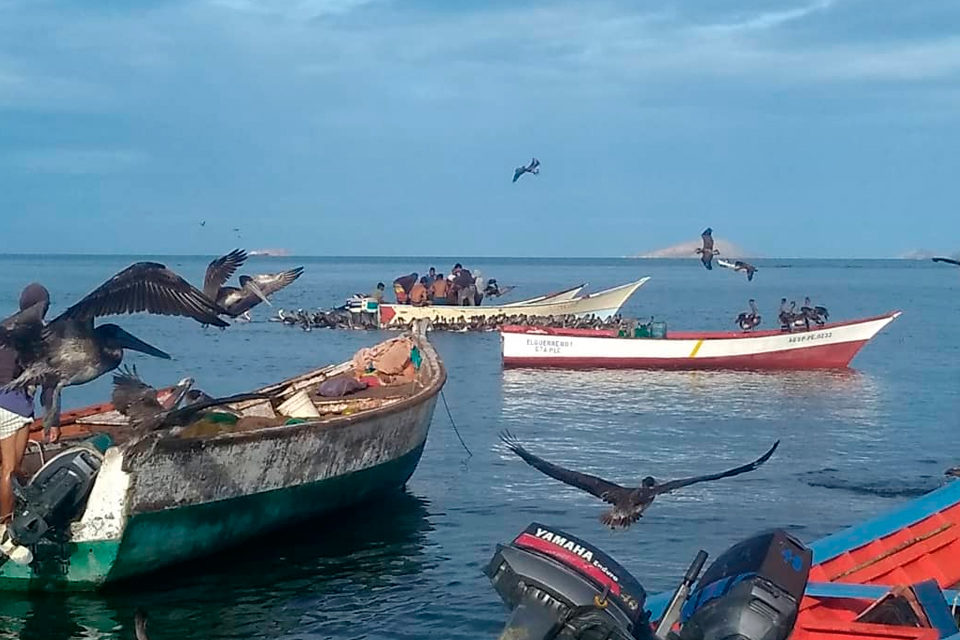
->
{"left": 0, "top": 334, "right": 444, "bottom": 591}
{"left": 379, "top": 278, "right": 649, "bottom": 327}
{"left": 500, "top": 312, "right": 901, "bottom": 370}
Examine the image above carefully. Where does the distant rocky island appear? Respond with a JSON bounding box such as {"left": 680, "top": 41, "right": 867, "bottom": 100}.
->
{"left": 633, "top": 237, "right": 753, "bottom": 259}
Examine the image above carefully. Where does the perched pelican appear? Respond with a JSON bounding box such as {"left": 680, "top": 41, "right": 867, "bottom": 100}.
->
{"left": 500, "top": 431, "right": 779, "bottom": 529}
{"left": 112, "top": 366, "right": 268, "bottom": 432}
{"left": 734, "top": 260, "right": 758, "bottom": 281}
{"left": 0, "top": 262, "right": 227, "bottom": 437}
{"left": 203, "top": 249, "right": 304, "bottom": 319}
{"left": 932, "top": 257, "right": 960, "bottom": 267}
{"left": 736, "top": 299, "right": 761, "bottom": 331}
{"left": 695, "top": 228, "right": 718, "bottom": 269}
{"left": 512, "top": 157, "right": 540, "bottom": 183}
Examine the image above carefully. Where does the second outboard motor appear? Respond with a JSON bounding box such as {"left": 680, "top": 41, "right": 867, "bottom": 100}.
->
{"left": 677, "top": 529, "right": 811, "bottom": 640}
{"left": 486, "top": 523, "right": 652, "bottom": 640}
{"left": 10, "top": 434, "right": 112, "bottom": 546}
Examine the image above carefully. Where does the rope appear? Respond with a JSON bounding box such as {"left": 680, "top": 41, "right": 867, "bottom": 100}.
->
{"left": 440, "top": 389, "right": 471, "bottom": 457}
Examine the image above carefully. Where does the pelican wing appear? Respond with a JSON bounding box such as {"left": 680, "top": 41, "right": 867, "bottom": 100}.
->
{"left": 111, "top": 366, "right": 162, "bottom": 418}
{"left": 500, "top": 431, "right": 626, "bottom": 504}
{"left": 701, "top": 230, "right": 714, "bottom": 252}
{"left": 55, "top": 262, "right": 229, "bottom": 327}
{"left": 932, "top": 257, "right": 960, "bottom": 266}
{"left": 153, "top": 390, "right": 273, "bottom": 431}
{"left": 654, "top": 441, "right": 779, "bottom": 494}
{"left": 513, "top": 167, "right": 524, "bottom": 183}
{"left": 204, "top": 249, "right": 247, "bottom": 299}
{"left": 239, "top": 267, "right": 304, "bottom": 297}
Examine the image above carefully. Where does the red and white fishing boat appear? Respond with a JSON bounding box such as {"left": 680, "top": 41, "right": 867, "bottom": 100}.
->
{"left": 501, "top": 311, "right": 901, "bottom": 370}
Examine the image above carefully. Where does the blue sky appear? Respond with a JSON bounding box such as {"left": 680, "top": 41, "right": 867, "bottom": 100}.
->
{"left": 1, "top": 0, "right": 958, "bottom": 257}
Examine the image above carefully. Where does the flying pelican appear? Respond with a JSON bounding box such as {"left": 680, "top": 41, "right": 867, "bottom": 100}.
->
{"left": 500, "top": 431, "right": 779, "bottom": 529}
{"left": 111, "top": 366, "right": 270, "bottom": 432}
{"left": 0, "top": 262, "right": 227, "bottom": 437}
{"left": 733, "top": 260, "right": 758, "bottom": 281}
{"left": 203, "top": 249, "right": 304, "bottom": 320}
{"left": 695, "top": 228, "right": 718, "bottom": 270}
{"left": 933, "top": 257, "right": 960, "bottom": 266}
{"left": 513, "top": 157, "right": 540, "bottom": 183}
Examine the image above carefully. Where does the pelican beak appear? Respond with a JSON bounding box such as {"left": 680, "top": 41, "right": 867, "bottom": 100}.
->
{"left": 246, "top": 281, "right": 272, "bottom": 306}
{"left": 115, "top": 328, "right": 171, "bottom": 359}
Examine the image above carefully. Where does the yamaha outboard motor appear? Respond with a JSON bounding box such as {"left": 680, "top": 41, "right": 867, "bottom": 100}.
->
{"left": 10, "top": 434, "right": 112, "bottom": 546}
{"left": 677, "top": 530, "right": 811, "bottom": 640}
{"left": 485, "top": 523, "right": 652, "bottom": 640}
{"left": 487, "top": 525, "right": 811, "bottom": 640}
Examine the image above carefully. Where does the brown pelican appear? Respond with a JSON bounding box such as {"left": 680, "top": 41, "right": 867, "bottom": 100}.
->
{"left": 933, "top": 257, "right": 960, "bottom": 266}
{"left": 695, "top": 228, "right": 718, "bottom": 269}
{"left": 513, "top": 157, "right": 540, "bottom": 183}
{"left": 112, "top": 366, "right": 269, "bottom": 432}
{"left": 736, "top": 299, "right": 761, "bottom": 331}
{"left": 500, "top": 431, "right": 778, "bottom": 529}
{"left": 0, "top": 262, "right": 227, "bottom": 437}
{"left": 734, "top": 260, "right": 758, "bottom": 281}
{"left": 203, "top": 249, "right": 304, "bottom": 320}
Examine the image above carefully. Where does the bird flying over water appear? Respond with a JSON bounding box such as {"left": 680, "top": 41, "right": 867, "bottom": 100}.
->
{"left": 695, "top": 228, "right": 718, "bottom": 270}
{"left": 500, "top": 431, "right": 779, "bottom": 529}
{"left": 203, "top": 249, "right": 305, "bottom": 320}
{"left": 112, "top": 366, "right": 270, "bottom": 432}
{"left": 0, "top": 263, "right": 228, "bottom": 437}
{"left": 513, "top": 157, "right": 540, "bottom": 183}
{"left": 932, "top": 257, "right": 960, "bottom": 267}
{"left": 734, "top": 260, "right": 758, "bottom": 281}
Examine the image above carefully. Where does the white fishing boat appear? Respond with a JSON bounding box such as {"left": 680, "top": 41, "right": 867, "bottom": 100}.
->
{"left": 501, "top": 311, "right": 900, "bottom": 370}
{"left": 379, "top": 279, "right": 649, "bottom": 328}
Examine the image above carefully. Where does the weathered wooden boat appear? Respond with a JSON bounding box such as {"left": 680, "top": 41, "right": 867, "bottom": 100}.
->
{"left": 0, "top": 329, "right": 445, "bottom": 591}
{"left": 379, "top": 278, "right": 649, "bottom": 328}
{"left": 501, "top": 311, "right": 901, "bottom": 369}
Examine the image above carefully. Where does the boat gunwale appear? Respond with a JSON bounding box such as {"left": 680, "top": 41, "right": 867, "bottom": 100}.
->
{"left": 151, "top": 333, "right": 446, "bottom": 452}
{"left": 500, "top": 310, "right": 902, "bottom": 342}
{"left": 47, "top": 332, "right": 446, "bottom": 453}
{"left": 380, "top": 277, "right": 649, "bottom": 317}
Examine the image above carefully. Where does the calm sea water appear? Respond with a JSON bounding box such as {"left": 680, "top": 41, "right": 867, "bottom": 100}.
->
{"left": 0, "top": 255, "right": 957, "bottom": 640}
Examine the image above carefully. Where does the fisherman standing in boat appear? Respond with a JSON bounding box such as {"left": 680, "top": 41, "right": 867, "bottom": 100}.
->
{"left": 0, "top": 284, "right": 50, "bottom": 524}
{"left": 429, "top": 273, "right": 448, "bottom": 304}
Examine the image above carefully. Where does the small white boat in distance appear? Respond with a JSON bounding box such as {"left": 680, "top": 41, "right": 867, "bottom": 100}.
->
{"left": 379, "top": 278, "right": 649, "bottom": 328}
{"left": 501, "top": 311, "right": 901, "bottom": 370}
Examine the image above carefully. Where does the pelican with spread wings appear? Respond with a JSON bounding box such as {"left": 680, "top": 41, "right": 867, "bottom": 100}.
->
{"left": 695, "top": 228, "right": 718, "bottom": 270}
{"left": 0, "top": 262, "right": 228, "bottom": 436}
{"left": 500, "top": 431, "right": 779, "bottom": 529}
{"left": 203, "top": 249, "right": 304, "bottom": 320}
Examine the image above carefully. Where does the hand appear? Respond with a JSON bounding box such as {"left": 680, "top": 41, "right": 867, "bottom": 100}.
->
{"left": 45, "top": 426, "right": 60, "bottom": 444}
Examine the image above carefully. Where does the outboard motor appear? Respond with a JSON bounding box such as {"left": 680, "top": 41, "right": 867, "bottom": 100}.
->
{"left": 10, "top": 434, "right": 113, "bottom": 546}
{"left": 677, "top": 530, "right": 811, "bottom": 640}
{"left": 487, "top": 526, "right": 811, "bottom": 640}
{"left": 485, "top": 523, "right": 652, "bottom": 640}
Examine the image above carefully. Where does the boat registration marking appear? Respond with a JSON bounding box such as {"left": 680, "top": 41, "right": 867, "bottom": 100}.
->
{"left": 787, "top": 331, "right": 833, "bottom": 344}
{"left": 689, "top": 339, "right": 704, "bottom": 358}
{"left": 526, "top": 337, "right": 574, "bottom": 354}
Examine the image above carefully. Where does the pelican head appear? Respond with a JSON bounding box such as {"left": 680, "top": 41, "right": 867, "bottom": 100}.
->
{"left": 95, "top": 324, "right": 171, "bottom": 359}
{"left": 641, "top": 476, "right": 657, "bottom": 488}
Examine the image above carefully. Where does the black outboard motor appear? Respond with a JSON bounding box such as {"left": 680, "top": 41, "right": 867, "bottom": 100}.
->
{"left": 677, "top": 530, "right": 811, "bottom": 640}
{"left": 485, "top": 523, "right": 652, "bottom": 640}
{"left": 10, "top": 434, "right": 112, "bottom": 546}
{"left": 487, "top": 526, "right": 811, "bottom": 640}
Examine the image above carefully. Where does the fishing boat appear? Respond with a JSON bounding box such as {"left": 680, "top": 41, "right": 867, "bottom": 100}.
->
{"left": 502, "top": 283, "right": 586, "bottom": 307}
{"left": 379, "top": 278, "right": 649, "bottom": 328}
{"left": 501, "top": 310, "right": 901, "bottom": 369}
{"left": 0, "top": 328, "right": 445, "bottom": 591}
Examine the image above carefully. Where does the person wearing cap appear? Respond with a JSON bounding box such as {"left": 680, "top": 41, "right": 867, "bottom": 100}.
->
{"left": 0, "top": 283, "right": 50, "bottom": 526}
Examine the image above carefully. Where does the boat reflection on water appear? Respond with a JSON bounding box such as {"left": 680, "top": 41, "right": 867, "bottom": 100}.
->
{"left": 0, "top": 492, "right": 434, "bottom": 640}
{"left": 502, "top": 367, "right": 885, "bottom": 425}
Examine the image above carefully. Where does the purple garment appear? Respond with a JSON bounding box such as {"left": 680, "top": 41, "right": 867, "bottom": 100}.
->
{"left": 0, "top": 388, "right": 34, "bottom": 418}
